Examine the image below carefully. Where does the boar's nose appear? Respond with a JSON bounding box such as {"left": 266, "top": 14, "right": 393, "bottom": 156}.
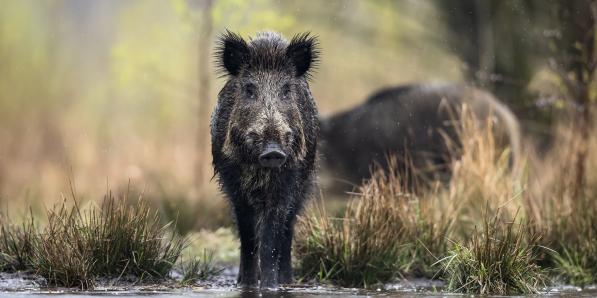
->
{"left": 259, "top": 142, "right": 287, "bottom": 168}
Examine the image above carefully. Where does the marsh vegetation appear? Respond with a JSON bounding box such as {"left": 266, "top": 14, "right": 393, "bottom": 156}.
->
{"left": 296, "top": 109, "right": 597, "bottom": 294}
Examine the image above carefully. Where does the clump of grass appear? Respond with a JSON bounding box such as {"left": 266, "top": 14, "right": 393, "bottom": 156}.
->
{"left": 179, "top": 250, "right": 221, "bottom": 285}
{"left": 0, "top": 214, "right": 37, "bottom": 272}
{"left": 295, "top": 160, "right": 451, "bottom": 288}
{"left": 32, "top": 190, "right": 185, "bottom": 288}
{"left": 86, "top": 192, "right": 184, "bottom": 279}
{"left": 34, "top": 202, "right": 95, "bottom": 288}
{"left": 295, "top": 200, "right": 398, "bottom": 288}
{"left": 440, "top": 213, "right": 548, "bottom": 295}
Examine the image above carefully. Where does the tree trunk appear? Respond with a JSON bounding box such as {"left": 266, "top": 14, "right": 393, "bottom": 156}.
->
{"left": 474, "top": 0, "right": 495, "bottom": 89}
{"left": 195, "top": 0, "right": 214, "bottom": 188}
{"left": 572, "top": 86, "right": 592, "bottom": 199}
{"left": 550, "top": 0, "right": 597, "bottom": 199}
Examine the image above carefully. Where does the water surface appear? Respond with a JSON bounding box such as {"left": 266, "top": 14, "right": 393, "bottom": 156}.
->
{"left": 1, "top": 272, "right": 596, "bottom": 297}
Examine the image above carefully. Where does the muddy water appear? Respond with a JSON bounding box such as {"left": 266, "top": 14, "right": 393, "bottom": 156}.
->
{"left": 0, "top": 290, "right": 439, "bottom": 298}
{"left": 1, "top": 272, "right": 596, "bottom": 297}
{"left": 4, "top": 287, "right": 597, "bottom": 298}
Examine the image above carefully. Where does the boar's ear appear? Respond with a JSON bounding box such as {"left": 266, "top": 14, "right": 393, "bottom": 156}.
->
{"left": 216, "top": 30, "right": 249, "bottom": 76}
{"left": 286, "top": 32, "right": 319, "bottom": 78}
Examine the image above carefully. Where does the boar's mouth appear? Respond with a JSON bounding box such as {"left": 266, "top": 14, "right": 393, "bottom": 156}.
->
{"left": 258, "top": 142, "right": 287, "bottom": 168}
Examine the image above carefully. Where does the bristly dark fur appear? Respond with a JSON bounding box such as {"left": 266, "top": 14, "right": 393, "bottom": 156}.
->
{"left": 210, "top": 31, "right": 320, "bottom": 289}
{"left": 286, "top": 32, "right": 320, "bottom": 79}
{"left": 214, "top": 30, "right": 249, "bottom": 77}
{"left": 214, "top": 30, "right": 319, "bottom": 80}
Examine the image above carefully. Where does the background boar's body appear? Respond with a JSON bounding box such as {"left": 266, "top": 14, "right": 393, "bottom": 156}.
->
{"left": 210, "top": 31, "right": 319, "bottom": 288}
{"left": 319, "top": 83, "right": 520, "bottom": 192}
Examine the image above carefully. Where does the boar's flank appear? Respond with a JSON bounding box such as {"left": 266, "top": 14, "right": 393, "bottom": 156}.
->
{"left": 210, "top": 31, "right": 319, "bottom": 289}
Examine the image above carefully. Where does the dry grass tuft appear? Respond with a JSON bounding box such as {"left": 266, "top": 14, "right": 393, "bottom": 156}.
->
{"left": 440, "top": 212, "right": 548, "bottom": 295}
{"left": 0, "top": 188, "right": 185, "bottom": 289}
{"left": 33, "top": 191, "right": 185, "bottom": 288}
{"left": 295, "top": 159, "right": 451, "bottom": 287}
{"left": 34, "top": 202, "right": 95, "bottom": 288}
{"left": 86, "top": 192, "right": 184, "bottom": 279}
{"left": 0, "top": 214, "right": 37, "bottom": 272}
{"left": 441, "top": 105, "right": 523, "bottom": 237}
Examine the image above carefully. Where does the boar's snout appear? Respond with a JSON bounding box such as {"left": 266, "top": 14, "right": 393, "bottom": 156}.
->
{"left": 259, "top": 142, "right": 287, "bottom": 168}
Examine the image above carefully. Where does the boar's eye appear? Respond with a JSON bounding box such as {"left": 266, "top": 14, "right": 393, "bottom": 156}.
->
{"left": 281, "top": 84, "right": 291, "bottom": 101}
{"left": 244, "top": 83, "right": 257, "bottom": 100}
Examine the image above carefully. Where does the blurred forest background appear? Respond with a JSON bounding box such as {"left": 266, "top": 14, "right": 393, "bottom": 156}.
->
{"left": 0, "top": 0, "right": 593, "bottom": 231}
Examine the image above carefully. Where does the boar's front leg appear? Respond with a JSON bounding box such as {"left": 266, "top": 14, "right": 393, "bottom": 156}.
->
{"left": 278, "top": 209, "right": 297, "bottom": 284}
{"left": 234, "top": 200, "right": 258, "bottom": 287}
{"left": 259, "top": 211, "right": 283, "bottom": 288}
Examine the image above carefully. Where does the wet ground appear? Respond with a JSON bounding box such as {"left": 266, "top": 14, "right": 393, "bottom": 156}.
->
{"left": 1, "top": 271, "right": 596, "bottom": 297}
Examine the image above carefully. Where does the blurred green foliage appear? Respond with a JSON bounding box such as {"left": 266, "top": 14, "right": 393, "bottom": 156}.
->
{"left": 0, "top": 0, "right": 593, "bottom": 231}
{"left": 0, "top": 0, "right": 461, "bottom": 209}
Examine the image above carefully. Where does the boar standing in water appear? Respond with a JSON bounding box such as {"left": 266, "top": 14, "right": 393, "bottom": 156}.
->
{"left": 210, "top": 31, "right": 319, "bottom": 288}
{"left": 319, "top": 83, "right": 521, "bottom": 193}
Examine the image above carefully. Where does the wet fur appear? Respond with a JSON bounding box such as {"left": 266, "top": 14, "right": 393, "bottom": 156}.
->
{"left": 211, "top": 31, "right": 319, "bottom": 288}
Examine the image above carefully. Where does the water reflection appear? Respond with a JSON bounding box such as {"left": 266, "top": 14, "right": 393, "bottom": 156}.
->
{"left": 237, "top": 290, "right": 346, "bottom": 298}
{"left": 230, "top": 288, "right": 365, "bottom": 298}
{"left": 221, "top": 288, "right": 439, "bottom": 298}
{"left": 5, "top": 287, "right": 597, "bottom": 298}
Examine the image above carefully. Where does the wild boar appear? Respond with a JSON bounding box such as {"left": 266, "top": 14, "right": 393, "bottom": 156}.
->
{"left": 319, "top": 83, "right": 521, "bottom": 192}
{"left": 210, "top": 31, "right": 319, "bottom": 288}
